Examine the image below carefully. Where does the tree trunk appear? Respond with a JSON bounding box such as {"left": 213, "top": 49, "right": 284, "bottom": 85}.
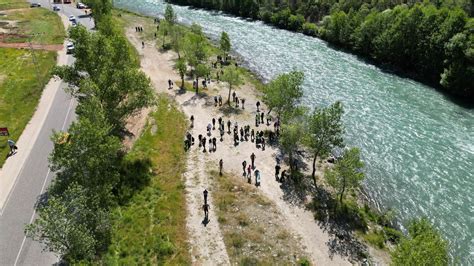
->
{"left": 311, "top": 153, "right": 318, "bottom": 188}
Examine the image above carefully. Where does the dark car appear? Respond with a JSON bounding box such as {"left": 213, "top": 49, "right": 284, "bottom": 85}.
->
{"left": 30, "top": 3, "right": 41, "bottom": 7}
{"left": 52, "top": 5, "right": 60, "bottom": 11}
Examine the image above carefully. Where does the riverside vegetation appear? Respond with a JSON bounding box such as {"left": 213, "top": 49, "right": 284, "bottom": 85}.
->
{"left": 168, "top": 0, "right": 473, "bottom": 99}
{"left": 25, "top": 1, "right": 450, "bottom": 264}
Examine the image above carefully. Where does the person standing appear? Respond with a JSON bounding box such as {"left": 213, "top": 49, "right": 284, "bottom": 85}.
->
{"left": 256, "top": 101, "right": 261, "bottom": 112}
{"left": 232, "top": 91, "right": 236, "bottom": 103}
{"left": 220, "top": 128, "right": 224, "bottom": 141}
{"left": 241, "top": 98, "right": 245, "bottom": 109}
{"left": 275, "top": 164, "right": 281, "bottom": 181}
{"left": 212, "top": 137, "right": 217, "bottom": 152}
{"left": 212, "top": 118, "right": 216, "bottom": 130}
{"left": 203, "top": 189, "right": 208, "bottom": 205}
{"left": 203, "top": 203, "right": 210, "bottom": 220}
{"left": 190, "top": 115, "right": 194, "bottom": 128}
{"left": 7, "top": 139, "right": 17, "bottom": 154}
{"left": 255, "top": 169, "right": 261, "bottom": 187}
{"left": 247, "top": 165, "right": 252, "bottom": 183}
{"left": 214, "top": 96, "right": 218, "bottom": 106}
{"left": 227, "top": 120, "right": 231, "bottom": 134}
{"left": 262, "top": 137, "right": 266, "bottom": 151}
{"left": 250, "top": 153, "right": 256, "bottom": 169}
{"left": 202, "top": 137, "right": 207, "bottom": 152}
{"left": 260, "top": 112, "right": 264, "bottom": 124}
{"left": 219, "top": 159, "right": 223, "bottom": 176}
{"left": 251, "top": 129, "right": 255, "bottom": 142}
{"left": 219, "top": 95, "right": 223, "bottom": 106}
{"left": 242, "top": 160, "right": 247, "bottom": 176}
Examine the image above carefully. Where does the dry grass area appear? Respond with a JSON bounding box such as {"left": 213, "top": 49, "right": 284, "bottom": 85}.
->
{"left": 211, "top": 170, "right": 310, "bottom": 265}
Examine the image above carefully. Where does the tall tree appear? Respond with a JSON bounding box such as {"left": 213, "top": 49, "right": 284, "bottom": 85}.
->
{"left": 164, "top": 4, "right": 177, "bottom": 26}
{"left": 391, "top": 218, "right": 449, "bottom": 265}
{"left": 304, "top": 101, "right": 345, "bottom": 188}
{"left": 325, "top": 147, "right": 364, "bottom": 208}
{"left": 263, "top": 71, "right": 304, "bottom": 122}
{"left": 25, "top": 183, "right": 109, "bottom": 261}
{"left": 280, "top": 118, "right": 305, "bottom": 174}
{"left": 176, "top": 58, "right": 187, "bottom": 89}
{"left": 221, "top": 65, "right": 242, "bottom": 105}
{"left": 220, "top": 31, "right": 231, "bottom": 59}
{"left": 194, "top": 64, "right": 209, "bottom": 93}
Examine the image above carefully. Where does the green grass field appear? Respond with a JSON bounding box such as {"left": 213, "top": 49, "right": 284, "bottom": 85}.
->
{"left": 1, "top": 7, "right": 65, "bottom": 44}
{"left": 0, "top": 0, "right": 28, "bottom": 10}
{"left": 0, "top": 2, "right": 64, "bottom": 167}
{"left": 101, "top": 96, "right": 190, "bottom": 264}
{"left": 0, "top": 48, "right": 57, "bottom": 166}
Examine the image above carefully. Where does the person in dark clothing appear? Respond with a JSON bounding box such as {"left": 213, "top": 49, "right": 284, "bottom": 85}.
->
{"left": 220, "top": 128, "right": 224, "bottom": 141}
{"left": 250, "top": 153, "right": 256, "bottom": 168}
{"left": 255, "top": 113, "right": 259, "bottom": 127}
{"left": 212, "top": 137, "right": 217, "bottom": 152}
{"left": 251, "top": 129, "right": 255, "bottom": 142}
{"left": 218, "top": 117, "right": 222, "bottom": 127}
{"left": 242, "top": 160, "right": 247, "bottom": 176}
{"left": 241, "top": 98, "right": 245, "bottom": 109}
{"left": 203, "top": 203, "right": 210, "bottom": 220}
{"left": 227, "top": 120, "right": 231, "bottom": 134}
{"left": 219, "top": 159, "right": 223, "bottom": 175}
{"left": 280, "top": 170, "right": 287, "bottom": 183}
{"left": 209, "top": 138, "right": 213, "bottom": 152}
{"left": 219, "top": 95, "right": 223, "bottom": 106}
{"left": 232, "top": 91, "right": 236, "bottom": 103}
{"left": 198, "top": 134, "right": 202, "bottom": 147}
{"left": 235, "top": 96, "right": 239, "bottom": 108}
{"left": 202, "top": 137, "right": 207, "bottom": 152}
{"left": 203, "top": 189, "right": 208, "bottom": 205}
{"left": 260, "top": 112, "right": 264, "bottom": 124}
{"left": 262, "top": 137, "right": 266, "bottom": 151}
{"left": 214, "top": 96, "right": 218, "bottom": 106}
{"left": 212, "top": 118, "right": 216, "bottom": 130}
{"left": 190, "top": 115, "right": 194, "bottom": 128}
{"left": 275, "top": 164, "right": 281, "bottom": 181}
{"left": 256, "top": 101, "right": 260, "bottom": 112}
{"left": 240, "top": 127, "right": 244, "bottom": 141}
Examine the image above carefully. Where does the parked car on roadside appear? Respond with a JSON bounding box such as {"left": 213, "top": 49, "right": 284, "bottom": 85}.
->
{"left": 66, "top": 42, "right": 74, "bottom": 54}
{"left": 76, "top": 2, "right": 87, "bottom": 9}
{"left": 52, "top": 5, "right": 60, "bottom": 11}
{"left": 30, "top": 3, "right": 41, "bottom": 7}
{"left": 68, "top": 15, "right": 76, "bottom": 21}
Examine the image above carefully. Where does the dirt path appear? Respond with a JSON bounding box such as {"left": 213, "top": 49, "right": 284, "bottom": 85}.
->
{"left": 0, "top": 42, "right": 62, "bottom": 51}
{"left": 125, "top": 27, "right": 366, "bottom": 265}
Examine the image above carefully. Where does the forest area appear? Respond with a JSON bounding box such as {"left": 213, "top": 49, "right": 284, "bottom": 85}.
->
{"left": 168, "top": 0, "right": 473, "bottom": 99}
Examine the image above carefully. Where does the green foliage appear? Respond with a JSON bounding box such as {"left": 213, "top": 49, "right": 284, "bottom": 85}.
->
{"left": 221, "top": 65, "right": 242, "bottom": 104}
{"left": 165, "top": 4, "right": 177, "bottom": 25}
{"left": 263, "top": 71, "right": 304, "bottom": 121}
{"left": 49, "top": 97, "right": 122, "bottom": 206}
{"left": 25, "top": 183, "right": 109, "bottom": 261}
{"left": 54, "top": 26, "right": 155, "bottom": 135}
{"left": 280, "top": 115, "right": 306, "bottom": 173}
{"left": 391, "top": 218, "right": 449, "bottom": 265}
{"left": 304, "top": 101, "right": 345, "bottom": 185}
{"left": 102, "top": 96, "right": 190, "bottom": 265}
{"left": 183, "top": 26, "right": 209, "bottom": 69}
{"left": 325, "top": 147, "right": 365, "bottom": 206}
{"left": 220, "top": 31, "right": 231, "bottom": 57}
{"left": 176, "top": 58, "right": 187, "bottom": 88}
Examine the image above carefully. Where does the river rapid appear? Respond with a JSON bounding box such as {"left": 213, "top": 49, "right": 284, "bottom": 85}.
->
{"left": 115, "top": 0, "right": 474, "bottom": 262}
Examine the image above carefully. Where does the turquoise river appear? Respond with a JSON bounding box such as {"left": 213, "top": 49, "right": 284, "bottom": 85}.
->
{"left": 115, "top": 0, "right": 473, "bottom": 262}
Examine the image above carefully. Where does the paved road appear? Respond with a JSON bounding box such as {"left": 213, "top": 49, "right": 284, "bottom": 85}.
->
{"left": 0, "top": 2, "right": 94, "bottom": 265}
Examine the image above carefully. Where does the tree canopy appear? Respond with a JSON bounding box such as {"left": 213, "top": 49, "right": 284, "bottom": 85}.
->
{"left": 221, "top": 65, "right": 242, "bottom": 105}
{"left": 263, "top": 71, "right": 304, "bottom": 121}
{"left": 220, "top": 31, "right": 231, "bottom": 58}
{"left": 391, "top": 218, "right": 449, "bottom": 265}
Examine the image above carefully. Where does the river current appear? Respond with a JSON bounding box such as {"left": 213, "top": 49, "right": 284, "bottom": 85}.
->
{"left": 115, "top": 0, "right": 473, "bottom": 262}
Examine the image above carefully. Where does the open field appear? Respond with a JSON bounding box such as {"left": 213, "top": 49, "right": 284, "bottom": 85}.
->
{"left": 0, "top": 48, "right": 56, "bottom": 166}
{"left": 101, "top": 96, "right": 191, "bottom": 265}
{"left": 0, "top": 0, "right": 28, "bottom": 10}
{"left": 0, "top": 6, "right": 65, "bottom": 44}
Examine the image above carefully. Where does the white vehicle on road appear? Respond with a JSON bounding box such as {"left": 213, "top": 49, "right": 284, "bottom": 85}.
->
{"left": 66, "top": 42, "right": 74, "bottom": 54}
{"left": 68, "top": 15, "right": 76, "bottom": 21}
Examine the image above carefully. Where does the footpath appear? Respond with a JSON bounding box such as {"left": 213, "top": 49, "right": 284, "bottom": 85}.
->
{"left": 0, "top": 15, "right": 69, "bottom": 213}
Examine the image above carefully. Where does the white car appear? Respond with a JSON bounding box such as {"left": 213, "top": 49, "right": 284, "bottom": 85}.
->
{"left": 68, "top": 15, "right": 76, "bottom": 21}
{"left": 77, "top": 3, "right": 87, "bottom": 9}
{"left": 66, "top": 42, "right": 74, "bottom": 54}
{"left": 52, "top": 5, "right": 60, "bottom": 11}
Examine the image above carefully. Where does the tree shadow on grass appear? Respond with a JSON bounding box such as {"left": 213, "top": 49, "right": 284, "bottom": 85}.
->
{"left": 220, "top": 104, "right": 243, "bottom": 116}
{"left": 307, "top": 186, "right": 369, "bottom": 262}
{"left": 114, "top": 157, "right": 153, "bottom": 205}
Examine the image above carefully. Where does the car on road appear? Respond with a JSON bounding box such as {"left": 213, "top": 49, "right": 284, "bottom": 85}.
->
{"left": 76, "top": 2, "right": 87, "bottom": 9}
{"left": 30, "top": 3, "right": 41, "bottom": 7}
{"left": 52, "top": 5, "right": 60, "bottom": 11}
{"left": 66, "top": 42, "right": 74, "bottom": 54}
{"left": 69, "top": 15, "right": 76, "bottom": 21}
